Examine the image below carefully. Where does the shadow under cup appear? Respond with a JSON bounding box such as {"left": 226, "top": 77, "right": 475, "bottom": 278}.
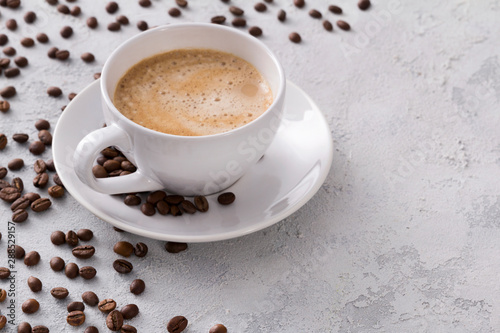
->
{"left": 99, "top": 23, "right": 286, "bottom": 195}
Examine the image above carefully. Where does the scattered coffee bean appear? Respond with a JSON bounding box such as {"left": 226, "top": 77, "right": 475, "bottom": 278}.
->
{"left": 27, "top": 276, "right": 42, "bottom": 292}
{"left": 124, "top": 194, "right": 141, "bottom": 206}
{"left": 66, "top": 230, "right": 79, "bottom": 246}
{"left": 117, "top": 15, "right": 129, "bottom": 25}
{"left": 46, "top": 0, "right": 58, "bottom": 4}
{"left": 211, "top": 16, "right": 226, "bottom": 24}
{"left": 210, "top": 324, "right": 228, "bottom": 333}
{"left": 309, "top": 9, "right": 322, "bottom": 18}
{"left": 24, "top": 192, "right": 40, "bottom": 202}
{"left": 249, "top": 26, "right": 262, "bottom": 37}
{"left": 138, "top": 0, "right": 151, "bottom": 7}
{"left": 167, "top": 316, "right": 188, "bottom": 333}
{"left": 82, "top": 291, "right": 99, "bottom": 306}
{"left": 46, "top": 159, "right": 55, "bottom": 171}
{"left": 81, "top": 52, "right": 95, "bottom": 63}
{"left": 165, "top": 242, "right": 188, "bottom": 253}
{"left": 0, "top": 34, "right": 7, "bottom": 46}
{"left": 48, "top": 185, "right": 64, "bottom": 198}
{"left": 3, "top": 46, "right": 16, "bottom": 56}
{"left": 141, "top": 202, "right": 155, "bottom": 216}
{"left": 0, "top": 289, "right": 5, "bottom": 302}
{"left": 87, "top": 16, "right": 98, "bottom": 28}
{"left": 33, "top": 173, "right": 49, "bottom": 188}
{"left": 31, "top": 197, "right": 51, "bottom": 212}
{"left": 34, "top": 160, "right": 47, "bottom": 174}
{"left": 51, "top": 230, "right": 66, "bottom": 245}
{"left": 254, "top": 2, "right": 267, "bottom": 12}
{"left": 8, "top": 158, "right": 24, "bottom": 170}
{"left": 24, "top": 251, "right": 40, "bottom": 266}
{"left": 18, "top": 322, "right": 31, "bottom": 333}
{"left": 53, "top": 173, "right": 63, "bottom": 186}
{"left": 29, "top": 141, "right": 45, "bottom": 155}
{"left": 35, "top": 119, "right": 50, "bottom": 130}
{"left": 68, "top": 92, "right": 77, "bottom": 101}
{"left": 24, "top": 12, "right": 37, "bottom": 25}
{"left": 294, "top": 0, "right": 305, "bottom": 7}
{"left": 98, "top": 298, "right": 117, "bottom": 312}
{"left": 106, "top": 310, "right": 123, "bottom": 331}
{"left": 106, "top": 1, "right": 119, "bottom": 13}
{"left": 358, "top": 0, "right": 371, "bottom": 10}
{"left": 114, "top": 241, "right": 134, "bottom": 257}
{"left": 21, "top": 37, "right": 35, "bottom": 47}
{"left": 0, "top": 134, "right": 6, "bottom": 150}
{"left": 0, "top": 180, "right": 12, "bottom": 190}
{"left": 38, "top": 130, "right": 52, "bottom": 145}
{"left": 12, "top": 177, "right": 23, "bottom": 192}
{"left": 77, "top": 229, "right": 93, "bottom": 241}
{"left": 176, "top": 0, "right": 187, "bottom": 7}
{"left": 67, "top": 310, "right": 85, "bottom": 326}
{"left": 67, "top": 301, "right": 85, "bottom": 312}
{"left": 35, "top": 32, "right": 49, "bottom": 44}
{"left": 113, "top": 259, "right": 133, "bottom": 274}
{"left": 217, "top": 192, "right": 235, "bottom": 205}
{"left": 48, "top": 47, "right": 58, "bottom": 59}
{"left": 323, "top": 20, "right": 333, "bottom": 31}
{"left": 6, "top": 19, "right": 17, "bottom": 31}
{"left": 121, "top": 304, "right": 139, "bottom": 320}
{"left": 134, "top": 242, "right": 148, "bottom": 257}
{"left": 0, "top": 187, "right": 20, "bottom": 203}
{"left": 72, "top": 245, "right": 95, "bottom": 259}
{"left": 12, "top": 134, "right": 29, "bottom": 144}
{"left": 0, "top": 316, "right": 5, "bottom": 330}
{"left": 79, "top": 266, "right": 97, "bottom": 279}
{"left": 22, "top": 298, "right": 39, "bottom": 314}
{"left": 0, "top": 100, "right": 9, "bottom": 112}
{"left": 51, "top": 287, "right": 69, "bottom": 299}
{"left": 122, "top": 325, "right": 137, "bottom": 333}
{"left": 329, "top": 5, "right": 342, "bottom": 14}
{"left": 85, "top": 326, "right": 99, "bottom": 333}
{"left": 60, "top": 26, "right": 73, "bottom": 38}
{"left": 137, "top": 20, "right": 148, "bottom": 31}
{"left": 47, "top": 86, "right": 63, "bottom": 97}
{"left": 337, "top": 20, "right": 350, "bottom": 31}
{"left": 277, "top": 9, "right": 286, "bottom": 21}
{"left": 32, "top": 325, "right": 49, "bottom": 333}
{"left": 232, "top": 18, "right": 246, "bottom": 27}
{"left": 14, "top": 245, "right": 25, "bottom": 259}
{"left": 289, "top": 32, "right": 302, "bottom": 43}
{"left": 130, "top": 279, "right": 145, "bottom": 295}
{"left": 57, "top": 4, "right": 70, "bottom": 14}
{"left": 0, "top": 167, "right": 6, "bottom": 179}
{"left": 168, "top": 7, "right": 181, "bottom": 17}
{"left": 12, "top": 209, "right": 28, "bottom": 222}
{"left": 14, "top": 56, "right": 28, "bottom": 67}
{"left": 0, "top": 86, "right": 16, "bottom": 98}
{"left": 6, "top": 0, "right": 20, "bottom": 8}
{"left": 70, "top": 5, "right": 81, "bottom": 16}
{"left": 5, "top": 67, "right": 20, "bottom": 77}
{"left": 0, "top": 267, "right": 11, "bottom": 279}
{"left": 65, "top": 262, "right": 79, "bottom": 279}
{"left": 11, "top": 197, "right": 29, "bottom": 211}
{"left": 108, "top": 22, "right": 121, "bottom": 31}
{"left": 56, "top": 49, "right": 70, "bottom": 60}
{"left": 229, "top": 6, "right": 243, "bottom": 15}
{"left": 50, "top": 256, "right": 65, "bottom": 271}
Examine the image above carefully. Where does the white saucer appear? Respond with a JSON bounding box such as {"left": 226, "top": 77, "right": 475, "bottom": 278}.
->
{"left": 53, "top": 80, "right": 333, "bottom": 242}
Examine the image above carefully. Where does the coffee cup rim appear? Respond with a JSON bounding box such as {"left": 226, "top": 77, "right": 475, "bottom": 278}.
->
{"left": 101, "top": 22, "right": 285, "bottom": 139}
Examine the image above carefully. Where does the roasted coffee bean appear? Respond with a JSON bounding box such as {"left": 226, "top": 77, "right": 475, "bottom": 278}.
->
{"left": 11, "top": 197, "right": 29, "bottom": 211}
{"left": 170, "top": 205, "right": 182, "bottom": 216}
{"left": 254, "top": 2, "right": 267, "bottom": 12}
{"left": 51, "top": 230, "right": 66, "bottom": 245}
{"left": 114, "top": 241, "right": 134, "bottom": 257}
{"left": 217, "top": 192, "right": 235, "bottom": 205}
{"left": 358, "top": 0, "right": 371, "bottom": 10}
{"left": 165, "top": 242, "right": 188, "bottom": 253}
{"left": 0, "top": 58, "right": 12, "bottom": 68}
{"left": 14, "top": 245, "right": 25, "bottom": 259}
{"left": 53, "top": 173, "right": 63, "bottom": 186}
{"left": 277, "top": 9, "right": 287, "bottom": 21}
{"left": 249, "top": 26, "right": 262, "bottom": 37}
{"left": 77, "top": 229, "right": 93, "bottom": 241}
{"left": 106, "top": 1, "right": 119, "bottom": 13}
{"left": 229, "top": 6, "right": 243, "bottom": 15}
{"left": 65, "top": 262, "right": 79, "bottom": 279}
{"left": 98, "top": 299, "right": 117, "bottom": 312}
{"left": 0, "top": 187, "right": 20, "bottom": 203}
{"left": 137, "top": 20, "right": 148, "bottom": 31}
{"left": 12, "top": 134, "right": 28, "bottom": 143}
{"left": 147, "top": 190, "right": 166, "bottom": 204}
{"left": 87, "top": 16, "right": 98, "bottom": 28}
{"left": 50, "top": 256, "right": 65, "bottom": 271}
{"left": 85, "top": 326, "right": 99, "bottom": 333}
{"left": 12, "top": 177, "right": 23, "bottom": 192}
{"left": 0, "top": 134, "right": 6, "bottom": 149}
{"left": 79, "top": 266, "right": 96, "bottom": 279}
{"left": 113, "top": 226, "right": 124, "bottom": 232}
{"left": 66, "top": 230, "right": 79, "bottom": 246}
{"left": 141, "top": 202, "right": 155, "bottom": 216}
{"left": 0, "top": 86, "right": 16, "bottom": 98}
{"left": 22, "top": 299, "right": 39, "bottom": 314}
{"left": 32, "top": 325, "right": 49, "bottom": 333}
{"left": 72, "top": 245, "right": 95, "bottom": 259}
{"left": 337, "top": 20, "right": 350, "bottom": 31}
{"left": 134, "top": 242, "right": 148, "bottom": 257}
{"left": 0, "top": 316, "right": 5, "bottom": 329}
{"left": 124, "top": 194, "right": 141, "bottom": 206}
{"left": 36, "top": 32, "right": 49, "bottom": 43}
{"left": 67, "top": 301, "right": 85, "bottom": 312}
{"left": 0, "top": 267, "right": 10, "bottom": 279}
{"left": 68, "top": 92, "right": 77, "bottom": 100}
{"left": 6, "top": 0, "right": 20, "bottom": 8}
{"left": 35, "top": 119, "right": 50, "bottom": 130}
{"left": 130, "top": 279, "right": 145, "bottom": 295}
{"left": 3, "top": 46, "right": 16, "bottom": 56}
{"left": 117, "top": 15, "right": 129, "bottom": 25}
{"left": 176, "top": 0, "right": 187, "bottom": 7}
{"left": 12, "top": 209, "right": 28, "bottom": 222}
{"left": 103, "top": 159, "right": 120, "bottom": 172}
{"left": 29, "top": 141, "right": 46, "bottom": 155}
{"left": 38, "top": 130, "right": 52, "bottom": 145}
{"left": 46, "top": 159, "right": 55, "bottom": 171}
{"left": 0, "top": 167, "right": 6, "bottom": 179}
{"left": 6, "top": 19, "right": 17, "bottom": 31}
{"left": 293, "top": 0, "right": 305, "bottom": 8}
{"left": 106, "top": 310, "right": 123, "bottom": 331}
{"left": 48, "top": 185, "right": 64, "bottom": 198}
{"left": 121, "top": 304, "right": 139, "bottom": 319}
{"left": 21, "top": 37, "right": 35, "bottom": 47}
{"left": 156, "top": 200, "right": 170, "bottom": 215}
{"left": 138, "top": 0, "right": 151, "bottom": 7}
{"left": 46, "top": 0, "right": 58, "bottom": 4}
{"left": 289, "top": 32, "right": 302, "bottom": 43}
{"left": 180, "top": 200, "right": 196, "bottom": 214}
{"left": 28, "top": 276, "right": 42, "bottom": 292}
{"left": 56, "top": 49, "right": 70, "bottom": 60}
{"left": 92, "top": 165, "right": 108, "bottom": 178}
{"left": 232, "top": 18, "right": 246, "bottom": 27}
{"left": 108, "top": 169, "right": 122, "bottom": 177}
{"left": 47, "top": 86, "right": 62, "bottom": 97}
{"left": 82, "top": 291, "right": 99, "bottom": 306}
{"left": 48, "top": 47, "right": 58, "bottom": 58}
{"left": 51, "top": 287, "right": 69, "bottom": 299}
{"left": 113, "top": 259, "right": 133, "bottom": 274}
{"left": 0, "top": 180, "right": 10, "bottom": 189}
{"left": 81, "top": 52, "right": 95, "bottom": 63}
{"left": 211, "top": 16, "right": 226, "bottom": 24}
{"left": 120, "top": 160, "right": 136, "bottom": 172}
{"left": 8, "top": 158, "right": 24, "bottom": 170}
{"left": 210, "top": 324, "right": 228, "bottom": 333}
{"left": 164, "top": 195, "right": 184, "bottom": 205}
{"left": 121, "top": 325, "right": 137, "bottom": 333}
{"left": 323, "top": 20, "right": 333, "bottom": 31}
{"left": 108, "top": 22, "right": 121, "bottom": 31}
{"left": 57, "top": 4, "right": 70, "bottom": 14}
{"left": 309, "top": 9, "right": 322, "bottom": 18}
{"left": 24, "top": 251, "right": 40, "bottom": 266}
{"left": 0, "top": 34, "right": 6, "bottom": 46}
{"left": 168, "top": 7, "right": 181, "bottom": 17}
{"left": 0, "top": 100, "right": 9, "bottom": 112}
{"left": 18, "top": 322, "right": 31, "bottom": 333}
{"left": 5, "top": 67, "right": 20, "bottom": 77}
{"left": 167, "top": 316, "right": 188, "bottom": 333}
{"left": 14, "top": 56, "right": 28, "bottom": 67}
{"left": 34, "top": 160, "right": 47, "bottom": 174}
{"left": 0, "top": 289, "right": 5, "bottom": 302}
{"left": 67, "top": 310, "right": 85, "bottom": 326}
{"left": 33, "top": 173, "right": 49, "bottom": 188}
{"left": 70, "top": 5, "right": 81, "bottom": 15}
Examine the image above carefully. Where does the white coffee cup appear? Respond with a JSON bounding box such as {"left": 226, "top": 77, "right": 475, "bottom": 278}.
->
{"left": 74, "top": 23, "right": 286, "bottom": 196}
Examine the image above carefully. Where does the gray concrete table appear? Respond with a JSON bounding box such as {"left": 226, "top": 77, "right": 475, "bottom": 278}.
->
{"left": 1, "top": 0, "right": 500, "bottom": 332}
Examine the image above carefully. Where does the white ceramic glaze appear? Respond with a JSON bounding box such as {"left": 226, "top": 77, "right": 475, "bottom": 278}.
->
{"left": 53, "top": 80, "right": 333, "bottom": 242}
{"left": 73, "top": 23, "right": 286, "bottom": 196}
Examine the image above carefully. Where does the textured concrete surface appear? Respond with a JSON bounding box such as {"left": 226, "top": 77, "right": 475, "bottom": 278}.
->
{"left": 1, "top": 0, "right": 500, "bottom": 332}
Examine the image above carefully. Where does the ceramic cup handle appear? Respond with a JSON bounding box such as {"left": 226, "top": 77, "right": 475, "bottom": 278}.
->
{"left": 73, "top": 124, "right": 164, "bottom": 194}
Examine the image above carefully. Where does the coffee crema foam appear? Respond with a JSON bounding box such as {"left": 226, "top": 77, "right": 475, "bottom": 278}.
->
{"left": 114, "top": 48, "right": 273, "bottom": 136}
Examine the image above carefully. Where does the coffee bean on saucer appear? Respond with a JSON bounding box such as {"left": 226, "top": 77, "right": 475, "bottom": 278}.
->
{"left": 165, "top": 242, "right": 187, "bottom": 253}
{"left": 57, "top": 4, "right": 70, "bottom": 14}
{"left": 337, "top": 20, "right": 350, "bottom": 31}
{"left": 48, "top": 185, "right": 64, "bottom": 198}
{"left": 180, "top": 200, "right": 196, "bottom": 214}
{"left": 108, "top": 22, "right": 121, "bottom": 31}
{"left": 323, "top": 20, "right": 333, "bottom": 31}
{"left": 12, "top": 209, "right": 28, "bottom": 222}
{"left": 5, "top": 67, "right": 20, "bottom": 77}
{"left": 141, "top": 202, "right": 155, "bottom": 216}
{"left": 35, "top": 119, "right": 50, "bottom": 130}
{"left": 0, "top": 100, "right": 9, "bottom": 112}
{"left": 139, "top": 0, "right": 151, "bottom": 7}
{"left": 217, "top": 192, "right": 235, "bottom": 205}
{"left": 0, "top": 267, "right": 11, "bottom": 279}
{"left": 167, "top": 316, "right": 188, "bottom": 333}
{"left": 27, "top": 276, "right": 42, "bottom": 292}
{"left": 114, "top": 241, "right": 134, "bottom": 257}
{"left": 6, "top": 19, "right": 17, "bottom": 31}
{"left": 72, "top": 245, "right": 95, "bottom": 259}
{"left": 11, "top": 197, "right": 30, "bottom": 211}
{"left": 87, "top": 16, "right": 98, "bottom": 28}
{"left": 147, "top": 190, "right": 166, "bottom": 204}
{"left": 164, "top": 195, "right": 184, "bottom": 205}
{"left": 293, "top": 0, "right": 305, "bottom": 8}
{"left": 113, "top": 259, "right": 133, "bottom": 274}
{"left": 98, "top": 299, "right": 117, "bottom": 313}
{"left": 85, "top": 327, "right": 99, "bottom": 333}
{"left": 170, "top": 205, "right": 182, "bottom": 216}
{"left": 254, "top": 2, "right": 267, "bottom": 12}
{"left": 67, "top": 311, "right": 85, "bottom": 326}
{"left": 14, "top": 245, "right": 25, "bottom": 259}
{"left": 66, "top": 230, "right": 79, "bottom": 246}
{"left": 211, "top": 16, "right": 226, "bottom": 24}
{"left": 56, "top": 49, "right": 70, "bottom": 60}
{"left": 31, "top": 197, "right": 51, "bottom": 212}
{"left": 106, "top": 310, "right": 123, "bottom": 331}
{"left": 232, "top": 18, "right": 246, "bottom": 27}
{"left": 137, "top": 20, "right": 148, "bottom": 31}
{"left": 50, "top": 256, "right": 65, "bottom": 271}
{"left": 289, "top": 32, "right": 302, "bottom": 43}
{"left": 229, "top": 6, "right": 243, "bottom": 15}
{"left": 168, "top": 7, "right": 181, "bottom": 17}
{"left": 81, "top": 52, "right": 95, "bottom": 63}
{"left": 24, "top": 251, "right": 40, "bottom": 266}
{"left": 65, "top": 262, "right": 79, "bottom": 279}
{"left": 67, "top": 301, "right": 85, "bottom": 312}
{"left": 51, "top": 230, "right": 66, "bottom": 245}
{"left": 0, "top": 188, "right": 20, "bottom": 203}
{"left": 358, "top": 0, "right": 371, "bottom": 10}
{"left": 130, "top": 279, "right": 145, "bottom": 295}
{"left": 0, "top": 86, "right": 16, "bottom": 98}
{"left": 210, "top": 324, "right": 228, "bottom": 333}
{"left": 249, "top": 26, "right": 262, "bottom": 37}
{"left": 193, "top": 196, "right": 209, "bottom": 212}
{"left": 82, "top": 291, "right": 99, "bottom": 306}
{"left": 29, "top": 141, "right": 46, "bottom": 155}
{"left": 106, "top": 1, "right": 118, "bottom": 13}
{"left": 79, "top": 266, "right": 97, "bottom": 279}
{"left": 17, "top": 322, "right": 31, "bottom": 333}
{"left": 51, "top": 287, "right": 69, "bottom": 299}
{"left": 77, "top": 229, "right": 93, "bottom": 241}
{"left": 121, "top": 304, "right": 139, "bottom": 319}
{"left": 33, "top": 173, "right": 49, "bottom": 188}
{"left": 12, "top": 177, "right": 23, "bottom": 192}
{"left": 134, "top": 242, "right": 148, "bottom": 257}
{"left": 22, "top": 299, "right": 39, "bottom": 314}
{"left": 24, "top": 192, "right": 40, "bottom": 203}
{"left": 156, "top": 200, "right": 170, "bottom": 215}
{"left": 122, "top": 325, "right": 138, "bottom": 333}
{"left": 124, "top": 194, "right": 141, "bottom": 206}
